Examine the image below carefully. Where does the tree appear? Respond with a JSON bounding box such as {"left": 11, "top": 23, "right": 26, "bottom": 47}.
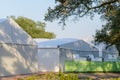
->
{"left": 44, "top": 0, "right": 120, "bottom": 54}
{"left": 45, "top": 0, "right": 120, "bottom": 25}
{"left": 36, "top": 21, "right": 46, "bottom": 31}
{"left": 8, "top": 16, "right": 56, "bottom": 39}
{"left": 94, "top": 9, "right": 120, "bottom": 55}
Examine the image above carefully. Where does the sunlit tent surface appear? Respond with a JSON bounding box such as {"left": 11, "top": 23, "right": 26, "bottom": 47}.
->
{"left": 34, "top": 38, "right": 99, "bottom": 72}
{"left": 0, "top": 18, "right": 38, "bottom": 77}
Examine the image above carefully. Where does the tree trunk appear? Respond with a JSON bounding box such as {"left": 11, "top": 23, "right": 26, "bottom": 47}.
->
{"left": 115, "top": 44, "right": 120, "bottom": 57}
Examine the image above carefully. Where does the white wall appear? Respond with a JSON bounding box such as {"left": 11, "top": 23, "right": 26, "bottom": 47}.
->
{"left": 38, "top": 48, "right": 59, "bottom": 72}
{"left": 59, "top": 48, "right": 74, "bottom": 72}
{"left": 0, "top": 19, "right": 38, "bottom": 77}
{"left": 0, "top": 43, "right": 38, "bottom": 77}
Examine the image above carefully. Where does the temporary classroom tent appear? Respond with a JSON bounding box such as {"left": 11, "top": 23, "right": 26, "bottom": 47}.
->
{"left": 35, "top": 38, "right": 99, "bottom": 72}
{"left": 0, "top": 18, "right": 38, "bottom": 77}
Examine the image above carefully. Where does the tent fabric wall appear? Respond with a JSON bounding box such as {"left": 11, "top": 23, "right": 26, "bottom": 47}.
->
{"left": 59, "top": 48, "right": 74, "bottom": 72}
{"left": 0, "top": 18, "right": 36, "bottom": 44}
{"left": 59, "top": 40, "right": 99, "bottom": 72}
{"left": 35, "top": 38, "right": 99, "bottom": 72}
{"left": 102, "top": 46, "right": 119, "bottom": 60}
{"left": 60, "top": 40, "right": 99, "bottom": 57}
{"left": 0, "top": 18, "right": 38, "bottom": 77}
{"left": 38, "top": 48, "right": 59, "bottom": 72}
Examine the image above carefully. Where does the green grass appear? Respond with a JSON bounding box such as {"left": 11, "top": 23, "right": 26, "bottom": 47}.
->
{"left": 65, "top": 60, "right": 120, "bottom": 72}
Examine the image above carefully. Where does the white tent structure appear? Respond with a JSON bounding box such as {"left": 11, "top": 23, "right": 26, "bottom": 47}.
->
{"left": 102, "top": 45, "right": 119, "bottom": 61}
{"left": 0, "top": 18, "right": 38, "bottom": 77}
{"left": 35, "top": 38, "right": 99, "bottom": 72}
{"left": 82, "top": 38, "right": 119, "bottom": 61}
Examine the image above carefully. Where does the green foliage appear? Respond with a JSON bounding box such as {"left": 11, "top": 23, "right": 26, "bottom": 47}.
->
{"left": 8, "top": 16, "right": 56, "bottom": 39}
{"left": 17, "top": 72, "right": 120, "bottom": 80}
{"left": 45, "top": 0, "right": 120, "bottom": 25}
{"left": 18, "top": 75, "right": 41, "bottom": 80}
{"left": 109, "top": 78, "right": 120, "bottom": 80}
{"left": 65, "top": 60, "right": 120, "bottom": 72}
{"left": 59, "top": 71, "right": 78, "bottom": 80}
{"left": 36, "top": 21, "right": 46, "bottom": 31}
{"left": 94, "top": 9, "right": 120, "bottom": 55}
{"left": 18, "top": 72, "right": 78, "bottom": 80}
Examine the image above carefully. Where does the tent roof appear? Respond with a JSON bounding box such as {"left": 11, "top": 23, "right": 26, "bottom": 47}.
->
{"left": 36, "top": 38, "right": 78, "bottom": 48}
{"left": 0, "top": 18, "right": 6, "bottom": 22}
{"left": 0, "top": 18, "right": 36, "bottom": 45}
{"left": 33, "top": 38, "right": 50, "bottom": 43}
{"left": 102, "top": 45, "right": 119, "bottom": 54}
{"left": 36, "top": 38, "right": 98, "bottom": 51}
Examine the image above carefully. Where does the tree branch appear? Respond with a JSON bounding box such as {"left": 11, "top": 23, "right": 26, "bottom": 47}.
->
{"left": 91, "top": 0, "right": 119, "bottom": 9}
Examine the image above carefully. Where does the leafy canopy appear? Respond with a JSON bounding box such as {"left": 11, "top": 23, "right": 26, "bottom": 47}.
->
{"left": 8, "top": 16, "right": 56, "bottom": 39}
{"left": 45, "top": 0, "right": 120, "bottom": 25}
{"left": 94, "top": 9, "right": 120, "bottom": 54}
{"left": 45, "top": 0, "right": 120, "bottom": 54}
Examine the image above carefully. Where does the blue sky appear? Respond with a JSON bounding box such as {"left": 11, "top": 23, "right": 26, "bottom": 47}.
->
{"left": 0, "top": 0, "right": 104, "bottom": 39}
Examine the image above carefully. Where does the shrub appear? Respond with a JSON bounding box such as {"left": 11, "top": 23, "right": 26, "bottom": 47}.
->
{"left": 18, "top": 72, "right": 78, "bottom": 80}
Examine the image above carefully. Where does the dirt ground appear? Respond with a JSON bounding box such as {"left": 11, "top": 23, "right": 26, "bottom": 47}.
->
{"left": 78, "top": 73, "right": 120, "bottom": 79}
{"left": 0, "top": 73, "right": 120, "bottom": 80}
